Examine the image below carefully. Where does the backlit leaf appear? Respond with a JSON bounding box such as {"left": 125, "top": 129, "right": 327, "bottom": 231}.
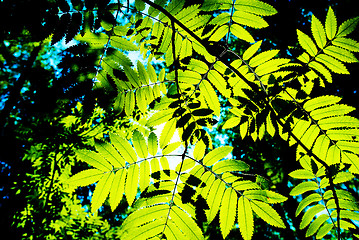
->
{"left": 132, "top": 130, "right": 148, "bottom": 159}
{"left": 219, "top": 188, "right": 237, "bottom": 238}
{"left": 91, "top": 172, "right": 114, "bottom": 212}
{"left": 297, "top": 30, "right": 318, "bottom": 57}
{"left": 238, "top": 196, "right": 254, "bottom": 240}
{"left": 203, "top": 146, "right": 233, "bottom": 166}
{"left": 250, "top": 200, "right": 285, "bottom": 228}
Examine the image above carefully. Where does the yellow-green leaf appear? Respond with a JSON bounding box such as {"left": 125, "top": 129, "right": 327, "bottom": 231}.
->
{"left": 297, "top": 29, "right": 318, "bottom": 57}
{"left": 95, "top": 140, "right": 125, "bottom": 168}
{"left": 76, "top": 149, "right": 112, "bottom": 172}
{"left": 148, "top": 132, "right": 158, "bottom": 156}
{"left": 325, "top": 7, "right": 337, "bottom": 40}
{"left": 200, "top": 80, "right": 220, "bottom": 116}
{"left": 290, "top": 181, "right": 318, "bottom": 196}
{"left": 238, "top": 196, "right": 253, "bottom": 240}
{"left": 203, "top": 146, "right": 233, "bottom": 166}
{"left": 231, "top": 23, "right": 255, "bottom": 43}
{"left": 66, "top": 169, "right": 103, "bottom": 187}
{"left": 219, "top": 188, "right": 237, "bottom": 238}
{"left": 311, "top": 15, "right": 326, "bottom": 49}
{"left": 250, "top": 200, "right": 285, "bottom": 228}
{"left": 109, "top": 168, "right": 127, "bottom": 211}
{"left": 111, "top": 36, "right": 139, "bottom": 51}
{"left": 110, "top": 133, "right": 137, "bottom": 164}
{"left": 91, "top": 172, "right": 114, "bottom": 212}
{"left": 160, "top": 119, "right": 176, "bottom": 148}
{"left": 132, "top": 130, "right": 148, "bottom": 159}
{"left": 125, "top": 164, "right": 139, "bottom": 206}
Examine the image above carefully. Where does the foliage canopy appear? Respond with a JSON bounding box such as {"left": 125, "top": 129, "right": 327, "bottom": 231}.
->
{"left": 2, "top": 0, "right": 359, "bottom": 239}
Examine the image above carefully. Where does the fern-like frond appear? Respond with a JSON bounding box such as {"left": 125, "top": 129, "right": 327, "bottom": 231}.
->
{"left": 289, "top": 156, "right": 359, "bottom": 238}
{"left": 295, "top": 7, "right": 359, "bottom": 90}
{"left": 185, "top": 142, "right": 286, "bottom": 239}
{"left": 66, "top": 131, "right": 179, "bottom": 212}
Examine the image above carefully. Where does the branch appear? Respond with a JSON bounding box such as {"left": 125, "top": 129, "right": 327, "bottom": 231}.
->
{"left": 140, "top": 1, "right": 342, "bottom": 238}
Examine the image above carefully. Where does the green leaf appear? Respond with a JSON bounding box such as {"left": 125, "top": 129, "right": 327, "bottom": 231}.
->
{"left": 136, "top": 88, "right": 147, "bottom": 114}
{"left": 109, "top": 168, "right": 127, "bottom": 211}
{"left": 110, "top": 133, "right": 138, "bottom": 164}
{"left": 231, "top": 23, "right": 255, "bottom": 43}
{"left": 193, "top": 140, "right": 206, "bottom": 160}
{"left": 66, "top": 169, "right": 103, "bottom": 187}
{"left": 207, "top": 70, "right": 231, "bottom": 98}
{"left": 125, "top": 164, "right": 139, "bottom": 206}
{"left": 148, "top": 132, "right": 158, "bottom": 156}
{"left": 333, "top": 209, "right": 359, "bottom": 221}
{"left": 333, "top": 172, "right": 354, "bottom": 184}
{"left": 290, "top": 181, "right": 318, "bottom": 196}
{"left": 132, "top": 130, "right": 148, "bottom": 159}
{"left": 162, "top": 142, "right": 181, "bottom": 155}
{"left": 147, "top": 109, "right": 174, "bottom": 126}
{"left": 311, "top": 104, "right": 355, "bottom": 120}
{"left": 206, "top": 179, "right": 226, "bottom": 222}
{"left": 232, "top": 11, "right": 269, "bottom": 29}
{"left": 219, "top": 188, "right": 237, "bottom": 238}
{"left": 266, "top": 113, "right": 276, "bottom": 137}
{"left": 203, "top": 146, "right": 233, "bottom": 166}
{"left": 238, "top": 196, "right": 254, "bottom": 240}
{"left": 75, "top": 32, "right": 108, "bottom": 47}
{"left": 311, "top": 15, "right": 326, "bottom": 49}
{"left": 212, "top": 159, "right": 249, "bottom": 174}
{"left": 243, "top": 40, "right": 262, "bottom": 61}
{"left": 139, "top": 160, "right": 150, "bottom": 192}
{"left": 160, "top": 156, "right": 170, "bottom": 171}
{"left": 249, "top": 50, "right": 279, "bottom": 67}
{"left": 124, "top": 65, "right": 141, "bottom": 88}
{"left": 200, "top": 80, "right": 221, "bottom": 116}
{"left": 250, "top": 200, "right": 285, "bottom": 228}
{"left": 95, "top": 140, "right": 125, "bottom": 168}
{"left": 233, "top": 180, "right": 260, "bottom": 191}
{"left": 175, "top": 158, "right": 195, "bottom": 172}
{"left": 91, "top": 172, "right": 114, "bottom": 212}
{"left": 309, "top": 61, "right": 332, "bottom": 83}
{"left": 192, "top": 108, "right": 214, "bottom": 117}
{"left": 135, "top": 0, "right": 145, "bottom": 11}
{"left": 325, "top": 7, "right": 337, "bottom": 40}
{"left": 111, "top": 36, "right": 139, "bottom": 51}
{"left": 170, "top": 205, "right": 204, "bottom": 240}
{"left": 125, "top": 91, "right": 135, "bottom": 116}
{"left": 160, "top": 119, "right": 176, "bottom": 148}
{"left": 318, "top": 115, "right": 359, "bottom": 130}
{"left": 316, "top": 223, "right": 333, "bottom": 239}
{"left": 209, "top": 24, "right": 229, "bottom": 42}
{"left": 303, "top": 95, "right": 341, "bottom": 112}
{"left": 223, "top": 116, "right": 241, "bottom": 129}
{"left": 263, "top": 190, "right": 288, "bottom": 204}
{"left": 119, "top": 204, "right": 169, "bottom": 236}
{"left": 337, "top": 17, "right": 359, "bottom": 38}
{"left": 300, "top": 204, "right": 325, "bottom": 229}
{"left": 234, "top": 0, "right": 277, "bottom": 16}
{"left": 188, "top": 59, "right": 209, "bottom": 74}
{"left": 76, "top": 149, "right": 112, "bottom": 172}
{"left": 333, "top": 37, "right": 359, "bottom": 52}
{"left": 306, "top": 214, "right": 329, "bottom": 237}
{"left": 297, "top": 29, "right": 318, "bottom": 57}
{"left": 296, "top": 193, "right": 322, "bottom": 217}
{"left": 323, "top": 45, "right": 358, "bottom": 63}
{"left": 289, "top": 169, "right": 316, "bottom": 179}
{"left": 209, "top": 12, "right": 230, "bottom": 25}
